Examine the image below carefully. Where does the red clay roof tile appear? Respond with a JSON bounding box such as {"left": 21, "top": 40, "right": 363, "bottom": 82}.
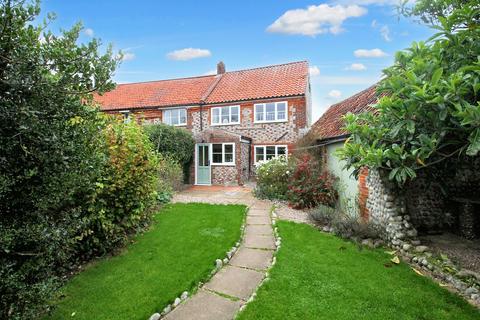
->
{"left": 310, "top": 84, "right": 379, "bottom": 141}
{"left": 94, "top": 61, "right": 308, "bottom": 110}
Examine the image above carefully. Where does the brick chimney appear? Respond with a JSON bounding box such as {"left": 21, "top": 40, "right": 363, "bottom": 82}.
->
{"left": 217, "top": 61, "right": 226, "bottom": 74}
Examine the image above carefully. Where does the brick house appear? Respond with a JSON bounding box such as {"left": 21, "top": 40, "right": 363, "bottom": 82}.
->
{"left": 308, "top": 84, "right": 379, "bottom": 218}
{"left": 95, "top": 61, "right": 312, "bottom": 185}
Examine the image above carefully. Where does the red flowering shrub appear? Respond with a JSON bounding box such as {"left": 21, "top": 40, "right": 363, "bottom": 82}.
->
{"left": 287, "top": 154, "right": 338, "bottom": 209}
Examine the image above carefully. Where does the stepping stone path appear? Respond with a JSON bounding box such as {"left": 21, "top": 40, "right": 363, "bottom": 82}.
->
{"left": 166, "top": 187, "right": 275, "bottom": 320}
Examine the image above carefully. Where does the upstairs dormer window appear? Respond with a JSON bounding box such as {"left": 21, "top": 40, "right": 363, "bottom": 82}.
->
{"left": 119, "top": 110, "right": 130, "bottom": 123}
{"left": 163, "top": 108, "right": 187, "bottom": 126}
{"left": 211, "top": 105, "right": 240, "bottom": 125}
{"left": 254, "top": 101, "right": 287, "bottom": 123}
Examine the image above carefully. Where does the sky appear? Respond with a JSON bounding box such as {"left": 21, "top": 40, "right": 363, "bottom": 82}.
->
{"left": 40, "top": 0, "right": 433, "bottom": 123}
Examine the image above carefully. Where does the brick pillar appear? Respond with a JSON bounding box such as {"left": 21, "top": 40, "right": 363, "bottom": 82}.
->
{"left": 358, "top": 167, "right": 369, "bottom": 221}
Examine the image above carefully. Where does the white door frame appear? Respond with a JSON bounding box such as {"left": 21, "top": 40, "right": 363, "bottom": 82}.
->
{"left": 195, "top": 143, "right": 212, "bottom": 185}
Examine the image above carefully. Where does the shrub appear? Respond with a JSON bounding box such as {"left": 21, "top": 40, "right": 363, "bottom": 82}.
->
{"left": 0, "top": 2, "right": 118, "bottom": 318}
{"left": 144, "top": 123, "right": 195, "bottom": 182}
{"left": 78, "top": 117, "right": 160, "bottom": 257}
{"left": 254, "top": 156, "right": 292, "bottom": 200}
{"left": 287, "top": 154, "right": 338, "bottom": 209}
{"left": 156, "top": 154, "right": 184, "bottom": 203}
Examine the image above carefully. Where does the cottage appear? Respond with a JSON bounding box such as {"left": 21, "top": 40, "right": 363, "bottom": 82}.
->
{"left": 95, "top": 61, "right": 312, "bottom": 186}
{"left": 309, "top": 84, "right": 379, "bottom": 217}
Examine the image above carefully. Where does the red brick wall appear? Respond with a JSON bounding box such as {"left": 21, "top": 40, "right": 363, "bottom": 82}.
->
{"left": 358, "top": 167, "right": 369, "bottom": 220}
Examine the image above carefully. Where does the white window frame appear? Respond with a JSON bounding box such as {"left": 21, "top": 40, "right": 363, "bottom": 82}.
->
{"left": 119, "top": 110, "right": 130, "bottom": 123}
{"left": 254, "top": 145, "right": 288, "bottom": 163}
{"left": 211, "top": 105, "right": 240, "bottom": 126}
{"left": 162, "top": 108, "right": 187, "bottom": 126}
{"left": 254, "top": 101, "right": 288, "bottom": 123}
{"left": 211, "top": 143, "right": 235, "bottom": 166}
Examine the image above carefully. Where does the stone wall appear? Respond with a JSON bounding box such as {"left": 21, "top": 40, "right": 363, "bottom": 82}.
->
{"left": 366, "top": 169, "right": 418, "bottom": 245}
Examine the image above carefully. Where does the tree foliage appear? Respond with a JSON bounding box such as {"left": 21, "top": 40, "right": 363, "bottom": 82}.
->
{"left": 338, "top": 0, "right": 480, "bottom": 184}
{"left": 144, "top": 123, "right": 195, "bottom": 181}
{"left": 0, "top": 1, "right": 164, "bottom": 318}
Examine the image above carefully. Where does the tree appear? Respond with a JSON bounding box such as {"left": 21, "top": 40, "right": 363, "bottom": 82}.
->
{"left": 0, "top": 0, "right": 118, "bottom": 318}
{"left": 338, "top": 0, "right": 480, "bottom": 184}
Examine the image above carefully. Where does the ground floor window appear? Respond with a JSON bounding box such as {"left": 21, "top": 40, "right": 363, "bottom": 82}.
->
{"left": 212, "top": 143, "right": 235, "bottom": 165}
{"left": 254, "top": 145, "right": 287, "bottom": 163}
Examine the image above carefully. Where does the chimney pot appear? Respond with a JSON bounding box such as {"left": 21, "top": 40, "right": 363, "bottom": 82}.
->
{"left": 217, "top": 61, "right": 225, "bottom": 74}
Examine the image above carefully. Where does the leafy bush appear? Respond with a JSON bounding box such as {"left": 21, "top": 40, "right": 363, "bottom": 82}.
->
{"left": 144, "top": 123, "right": 195, "bottom": 182}
{"left": 254, "top": 156, "right": 292, "bottom": 200}
{"left": 78, "top": 117, "right": 159, "bottom": 257}
{"left": 0, "top": 2, "right": 118, "bottom": 318}
{"left": 156, "top": 154, "right": 184, "bottom": 203}
{"left": 287, "top": 154, "right": 338, "bottom": 209}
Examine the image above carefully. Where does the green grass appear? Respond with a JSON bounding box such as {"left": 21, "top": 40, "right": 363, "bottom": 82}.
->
{"left": 45, "top": 203, "right": 245, "bottom": 320}
{"left": 237, "top": 221, "right": 480, "bottom": 320}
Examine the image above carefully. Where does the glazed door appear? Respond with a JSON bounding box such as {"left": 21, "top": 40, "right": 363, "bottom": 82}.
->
{"left": 196, "top": 144, "right": 211, "bottom": 185}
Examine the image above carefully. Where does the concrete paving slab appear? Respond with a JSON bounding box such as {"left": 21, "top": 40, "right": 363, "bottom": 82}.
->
{"left": 245, "top": 224, "right": 273, "bottom": 236}
{"left": 164, "top": 289, "right": 241, "bottom": 320}
{"left": 229, "top": 247, "right": 273, "bottom": 270}
{"left": 247, "top": 209, "right": 270, "bottom": 217}
{"left": 243, "top": 234, "right": 276, "bottom": 250}
{"left": 246, "top": 216, "right": 271, "bottom": 225}
{"left": 204, "top": 266, "right": 264, "bottom": 300}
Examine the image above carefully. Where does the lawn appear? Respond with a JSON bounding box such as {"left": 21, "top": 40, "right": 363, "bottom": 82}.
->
{"left": 45, "top": 203, "right": 245, "bottom": 320}
{"left": 237, "top": 221, "right": 480, "bottom": 320}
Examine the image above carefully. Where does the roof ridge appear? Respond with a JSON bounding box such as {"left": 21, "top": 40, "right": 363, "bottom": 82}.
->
{"left": 224, "top": 60, "right": 308, "bottom": 74}
{"left": 114, "top": 61, "right": 308, "bottom": 87}
{"left": 115, "top": 74, "right": 216, "bottom": 86}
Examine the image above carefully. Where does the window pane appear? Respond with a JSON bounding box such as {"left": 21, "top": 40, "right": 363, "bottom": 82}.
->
{"left": 163, "top": 110, "right": 171, "bottom": 125}
{"left": 255, "top": 105, "right": 264, "bottom": 121}
{"left": 266, "top": 146, "right": 276, "bottom": 160}
{"left": 266, "top": 103, "right": 275, "bottom": 121}
{"left": 212, "top": 154, "right": 222, "bottom": 163}
{"left": 179, "top": 109, "right": 187, "bottom": 124}
{"left": 212, "top": 144, "right": 223, "bottom": 164}
{"left": 255, "top": 147, "right": 264, "bottom": 163}
{"left": 199, "top": 147, "right": 205, "bottom": 166}
{"left": 277, "top": 102, "right": 286, "bottom": 120}
{"left": 212, "top": 108, "right": 220, "bottom": 124}
{"left": 212, "top": 144, "right": 222, "bottom": 153}
{"left": 225, "top": 153, "right": 233, "bottom": 163}
{"left": 277, "top": 146, "right": 286, "bottom": 156}
{"left": 224, "top": 144, "right": 233, "bottom": 153}
{"left": 220, "top": 107, "right": 229, "bottom": 124}
{"left": 230, "top": 106, "right": 239, "bottom": 123}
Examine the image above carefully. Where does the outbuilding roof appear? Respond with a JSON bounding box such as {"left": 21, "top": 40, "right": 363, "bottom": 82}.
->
{"left": 310, "top": 84, "right": 379, "bottom": 142}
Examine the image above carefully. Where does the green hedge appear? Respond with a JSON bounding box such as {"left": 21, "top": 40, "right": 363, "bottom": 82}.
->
{"left": 144, "top": 123, "right": 195, "bottom": 182}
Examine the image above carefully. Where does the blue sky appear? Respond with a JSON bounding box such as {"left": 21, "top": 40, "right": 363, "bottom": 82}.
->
{"left": 40, "top": 0, "right": 432, "bottom": 122}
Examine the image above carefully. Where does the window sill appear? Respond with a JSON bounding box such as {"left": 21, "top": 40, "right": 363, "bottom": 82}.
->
{"left": 211, "top": 163, "right": 236, "bottom": 167}
{"left": 210, "top": 122, "right": 240, "bottom": 127}
{"left": 254, "top": 119, "right": 288, "bottom": 124}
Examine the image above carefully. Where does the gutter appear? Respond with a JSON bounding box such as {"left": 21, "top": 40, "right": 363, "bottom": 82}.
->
{"left": 316, "top": 134, "right": 350, "bottom": 146}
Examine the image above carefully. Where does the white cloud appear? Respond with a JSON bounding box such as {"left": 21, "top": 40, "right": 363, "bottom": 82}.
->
{"left": 266, "top": 4, "right": 367, "bottom": 36}
{"left": 354, "top": 48, "right": 388, "bottom": 58}
{"left": 167, "top": 48, "right": 212, "bottom": 61}
{"left": 119, "top": 52, "right": 135, "bottom": 61}
{"left": 328, "top": 89, "right": 342, "bottom": 98}
{"left": 309, "top": 65, "right": 321, "bottom": 76}
{"left": 380, "top": 25, "right": 391, "bottom": 41}
{"left": 346, "top": 63, "right": 367, "bottom": 71}
{"left": 84, "top": 28, "right": 94, "bottom": 37}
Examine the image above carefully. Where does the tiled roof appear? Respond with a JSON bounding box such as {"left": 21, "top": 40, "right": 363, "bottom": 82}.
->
{"left": 94, "top": 61, "right": 308, "bottom": 111}
{"left": 204, "top": 61, "right": 308, "bottom": 104}
{"left": 94, "top": 75, "right": 218, "bottom": 111}
{"left": 310, "top": 84, "right": 379, "bottom": 141}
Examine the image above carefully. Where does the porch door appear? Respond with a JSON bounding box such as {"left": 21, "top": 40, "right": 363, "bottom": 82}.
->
{"left": 196, "top": 144, "right": 211, "bottom": 185}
